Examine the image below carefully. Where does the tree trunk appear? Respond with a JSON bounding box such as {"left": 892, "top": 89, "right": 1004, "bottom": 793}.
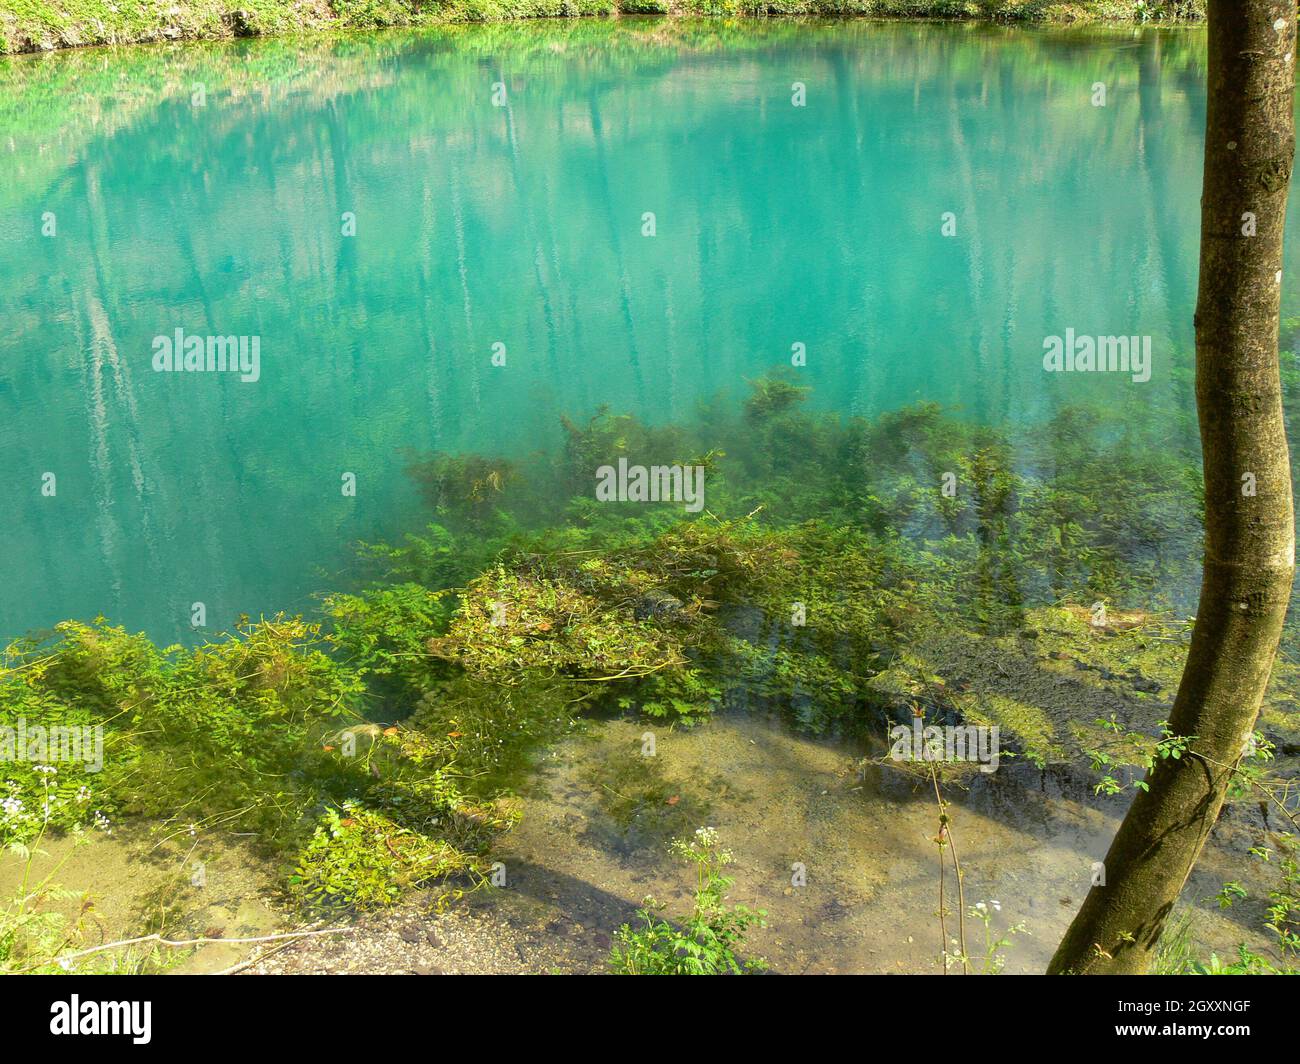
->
{"left": 1048, "top": 0, "right": 1296, "bottom": 975}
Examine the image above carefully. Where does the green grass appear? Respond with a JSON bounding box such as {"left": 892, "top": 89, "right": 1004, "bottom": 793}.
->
{"left": 0, "top": 1, "right": 1206, "bottom": 56}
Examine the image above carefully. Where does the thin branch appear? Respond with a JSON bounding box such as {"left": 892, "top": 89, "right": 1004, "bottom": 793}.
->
{"left": 52, "top": 926, "right": 355, "bottom": 966}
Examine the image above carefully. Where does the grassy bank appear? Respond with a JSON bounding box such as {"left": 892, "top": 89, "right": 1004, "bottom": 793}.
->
{"left": 0, "top": 1, "right": 1205, "bottom": 57}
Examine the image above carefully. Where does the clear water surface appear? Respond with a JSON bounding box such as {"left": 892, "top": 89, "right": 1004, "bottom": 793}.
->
{"left": 0, "top": 19, "right": 1250, "bottom": 643}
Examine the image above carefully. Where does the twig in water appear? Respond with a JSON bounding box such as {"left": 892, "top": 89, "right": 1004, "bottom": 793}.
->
{"left": 52, "top": 926, "right": 355, "bottom": 967}
{"left": 929, "top": 760, "right": 969, "bottom": 974}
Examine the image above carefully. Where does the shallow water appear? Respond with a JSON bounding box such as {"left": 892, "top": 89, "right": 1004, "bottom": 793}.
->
{"left": 494, "top": 711, "right": 1271, "bottom": 974}
{"left": 6, "top": 706, "right": 1266, "bottom": 975}
{"left": 0, "top": 826, "right": 283, "bottom": 973}
{"left": 0, "top": 18, "right": 1251, "bottom": 644}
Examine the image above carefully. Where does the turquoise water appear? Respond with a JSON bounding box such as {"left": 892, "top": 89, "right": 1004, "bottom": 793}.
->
{"left": 0, "top": 20, "right": 1256, "bottom": 644}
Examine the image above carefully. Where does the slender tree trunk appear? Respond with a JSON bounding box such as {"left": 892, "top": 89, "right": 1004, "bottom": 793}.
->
{"left": 1048, "top": 0, "right": 1296, "bottom": 975}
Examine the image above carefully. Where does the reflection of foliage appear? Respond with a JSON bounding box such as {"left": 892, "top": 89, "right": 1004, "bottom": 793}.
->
{"left": 0, "top": 1, "right": 1207, "bottom": 55}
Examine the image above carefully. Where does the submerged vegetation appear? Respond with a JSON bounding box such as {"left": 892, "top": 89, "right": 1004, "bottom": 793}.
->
{"left": 0, "top": 1, "right": 1207, "bottom": 56}
{"left": 2, "top": 368, "right": 1298, "bottom": 971}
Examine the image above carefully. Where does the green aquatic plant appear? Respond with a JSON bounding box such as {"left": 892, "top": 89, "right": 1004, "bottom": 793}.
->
{"left": 353, "top": 379, "right": 1238, "bottom": 767}
{"left": 436, "top": 567, "right": 688, "bottom": 683}
{"left": 5, "top": 380, "right": 1292, "bottom": 951}
{"left": 327, "top": 582, "right": 454, "bottom": 706}
{"left": 405, "top": 452, "right": 520, "bottom": 532}
{"left": 742, "top": 371, "right": 810, "bottom": 423}
{"left": 609, "top": 827, "right": 766, "bottom": 975}
{"left": 289, "top": 802, "right": 468, "bottom": 912}
{"left": 0, "top": 616, "right": 509, "bottom": 919}
{"left": 353, "top": 523, "right": 482, "bottom": 592}
{"left": 560, "top": 407, "right": 693, "bottom": 499}
{"left": 624, "top": 666, "right": 722, "bottom": 724}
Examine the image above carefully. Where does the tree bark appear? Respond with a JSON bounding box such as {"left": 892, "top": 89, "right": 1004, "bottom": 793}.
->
{"left": 1048, "top": 0, "right": 1296, "bottom": 975}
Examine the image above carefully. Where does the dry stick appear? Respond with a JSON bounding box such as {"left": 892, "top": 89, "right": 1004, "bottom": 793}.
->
{"left": 1199, "top": 752, "right": 1300, "bottom": 834}
{"left": 930, "top": 764, "right": 951, "bottom": 967}
{"left": 946, "top": 797, "right": 970, "bottom": 975}
{"left": 210, "top": 938, "right": 301, "bottom": 976}
{"left": 930, "top": 764, "right": 951, "bottom": 972}
{"left": 570, "top": 657, "right": 686, "bottom": 682}
{"left": 929, "top": 763, "right": 969, "bottom": 974}
{"left": 53, "top": 926, "right": 355, "bottom": 966}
